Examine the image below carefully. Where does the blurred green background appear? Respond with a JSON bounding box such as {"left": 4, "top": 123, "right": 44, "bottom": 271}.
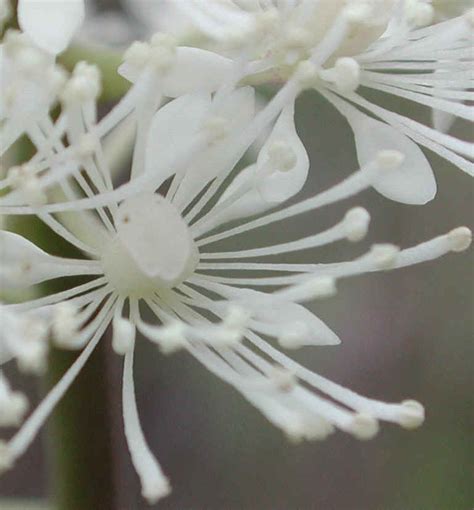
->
{"left": 0, "top": 2, "right": 472, "bottom": 509}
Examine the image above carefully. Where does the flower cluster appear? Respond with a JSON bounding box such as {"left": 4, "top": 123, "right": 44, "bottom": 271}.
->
{"left": 0, "top": 0, "right": 472, "bottom": 503}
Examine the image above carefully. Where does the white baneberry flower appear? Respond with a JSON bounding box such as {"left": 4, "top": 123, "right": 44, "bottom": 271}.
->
{"left": 0, "top": 0, "right": 472, "bottom": 503}
{"left": 143, "top": 0, "right": 473, "bottom": 193}
{"left": 0, "top": 0, "right": 84, "bottom": 153}
{"left": 0, "top": 39, "right": 471, "bottom": 501}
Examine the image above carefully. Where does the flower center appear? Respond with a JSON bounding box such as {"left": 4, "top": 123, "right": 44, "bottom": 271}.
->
{"left": 101, "top": 194, "right": 199, "bottom": 298}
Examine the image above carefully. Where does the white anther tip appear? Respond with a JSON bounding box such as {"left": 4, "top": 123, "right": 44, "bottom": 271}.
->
{"left": 294, "top": 60, "right": 318, "bottom": 88}
{"left": 124, "top": 41, "right": 151, "bottom": 67}
{"left": 309, "top": 276, "right": 337, "bottom": 299}
{"left": 344, "top": 207, "right": 370, "bottom": 242}
{"left": 370, "top": 244, "right": 399, "bottom": 269}
{"left": 334, "top": 57, "right": 360, "bottom": 93}
{"left": 0, "top": 442, "right": 13, "bottom": 474}
{"left": 52, "top": 302, "right": 79, "bottom": 347}
{"left": 350, "top": 414, "right": 379, "bottom": 440}
{"left": 112, "top": 317, "right": 136, "bottom": 355}
{"left": 376, "top": 150, "right": 405, "bottom": 170}
{"left": 398, "top": 400, "right": 425, "bottom": 429}
{"left": 142, "top": 477, "right": 172, "bottom": 505}
{"left": 447, "top": 227, "right": 472, "bottom": 252}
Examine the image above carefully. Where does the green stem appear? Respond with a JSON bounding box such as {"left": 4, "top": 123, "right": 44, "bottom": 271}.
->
{"left": 46, "top": 340, "right": 117, "bottom": 510}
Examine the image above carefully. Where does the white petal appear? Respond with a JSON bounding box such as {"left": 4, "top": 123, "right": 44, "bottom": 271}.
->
{"left": 162, "top": 47, "right": 234, "bottom": 97}
{"left": 173, "top": 86, "right": 255, "bottom": 207}
{"left": 144, "top": 93, "right": 211, "bottom": 186}
{"left": 18, "top": 0, "right": 85, "bottom": 55}
{"left": 119, "top": 47, "right": 234, "bottom": 97}
{"left": 0, "top": 230, "right": 97, "bottom": 287}
{"left": 255, "top": 102, "right": 309, "bottom": 203}
{"left": 215, "top": 286, "right": 340, "bottom": 347}
{"left": 332, "top": 98, "right": 437, "bottom": 204}
{"left": 116, "top": 194, "right": 195, "bottom": 284}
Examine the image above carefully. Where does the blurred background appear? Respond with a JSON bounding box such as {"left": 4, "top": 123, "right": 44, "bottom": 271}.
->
{"left": 1, "top": 1, "right": 473, "bottom": 509}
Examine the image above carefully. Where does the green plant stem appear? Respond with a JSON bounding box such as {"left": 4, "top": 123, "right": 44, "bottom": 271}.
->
{"left": 46, "top": 340, "right": 116, "bottom": 510}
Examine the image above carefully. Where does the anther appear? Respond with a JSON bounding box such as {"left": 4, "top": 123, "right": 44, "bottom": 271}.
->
{"left": 0, "top": 442, "right": 13, "bottom": 474}
{"left": 52, "top": 302, "right": 80, "bottom": 348}
{"left": 343, "top": 207, "right": 370, "bottom": 242}
{"left": 156, "top": 322, "right": 187, "bottom": 355}
{"left": 112, "top": 316, "right": 136, "bottom": 355}
{"left": 294, "top": 60, "right": 318, "bottom": 89}
{"left": 349, "top": 413, "right": 379, "bottom": 440}
{"left": 397, "top": 400, "right": 425, "bottom": 429}
{"left": 447, "top": 227, "right": 472, "bottom": 252}
{"left": 319, "top": 58, "right": 361, "bottom": 93}
{"left": 124, "top": 41, "right": 152, "bottom": 68}
{"left": 368, "top": 244, "right": 400, "bottom": 269}
{"left": 267, "top": 141, "right": 297, "bottom": 171}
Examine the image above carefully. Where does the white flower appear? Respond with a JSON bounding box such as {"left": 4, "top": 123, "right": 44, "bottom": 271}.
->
{"left": 142, "top": 0, "right": 473, "bottom": 194}
{"left": 0, "top": 41, "right": 471, "bottom": 501}
{"left": 0, "top": 303, "right": 50, "bottom": 429}
{"left": 0, "top": 0, "right": 85, "bottom": 153}
{"left": 0, "top": 1, "right": 472, "bottom": 503}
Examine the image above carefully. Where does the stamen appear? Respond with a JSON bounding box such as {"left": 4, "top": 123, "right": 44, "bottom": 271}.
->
{"left": 122, "top": 342, "right": 171, "bottom": 503}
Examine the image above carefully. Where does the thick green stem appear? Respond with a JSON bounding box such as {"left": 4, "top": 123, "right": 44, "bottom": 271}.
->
{"left": 46, "top": 337, "right": 117, "bottom": 510}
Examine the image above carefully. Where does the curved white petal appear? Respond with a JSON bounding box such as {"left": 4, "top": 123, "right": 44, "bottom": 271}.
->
{"left": 18, "top": 0, "right": 85, "bottom": 55}
{"left": 173, "top": 86, "right": 255, "bottom": 207}
{"left": 328, "top": 95, "right": 437, "bottom": 204}
{"left": 0, "top": 230, "right": 99, "bottom": 287}
{"left": 119, "top": 47, "right": 234, "bottom": 97}
{"left": 255, "top": 102, "right": 309, "bottom": 203}
{"left": 144, "top": 92, "right": 211, "bottom": 186}
{"left": 214, "top": 286, "right": 340, "bottom": 347}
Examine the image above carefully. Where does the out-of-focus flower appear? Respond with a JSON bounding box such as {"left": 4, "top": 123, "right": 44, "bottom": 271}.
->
{"left": 0, "top": 0, "right": 85, "bottom": 153}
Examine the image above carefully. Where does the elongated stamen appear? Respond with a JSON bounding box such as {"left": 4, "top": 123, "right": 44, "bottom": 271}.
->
{"left": 198, "top": 207, "right": 370, "bottom": 259}
{"left": 196, "top": 155, "right": 395, "bottom": 247}
{"left": 122, "top": 339, "right": 171, "bottom": 504}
